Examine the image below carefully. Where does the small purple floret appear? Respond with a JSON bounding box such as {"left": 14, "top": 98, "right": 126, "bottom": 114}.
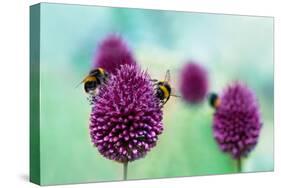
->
{"left": 89, "top": 65, "right": 163, "bottom": 163}
{"left": 93, "top": 34, "right": 136, "bottom": 74}
{"left": 180, "top": 61, "right": 209, "bottom": 104}
{"left": 213, "top": 82, "right": 262, "bottom": 159}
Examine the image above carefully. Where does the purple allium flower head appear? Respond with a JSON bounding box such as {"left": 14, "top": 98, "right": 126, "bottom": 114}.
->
{"left": 93, "top": 34, "right": 136, "bottom": 74}
{"left": 213, "top": 82, "right": 262, "bottom": 159}
{"left": 89, "top": 64, "right": 163, "bottom": 163}
{"left": 179, "top": 61, "right": 209, "bottom": 104}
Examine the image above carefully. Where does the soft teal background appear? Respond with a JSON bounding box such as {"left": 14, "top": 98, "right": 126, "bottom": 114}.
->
{"left": 38, "top": 3, "right": 274, "bottom": 185}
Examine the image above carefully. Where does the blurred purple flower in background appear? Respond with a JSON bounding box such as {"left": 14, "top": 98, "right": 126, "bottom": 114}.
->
{"left": 93, "top": 34, "right": 136, "bottom": 74}
{"left": 89, "top": 64, "right": 163, "bottom": 164}
{"left": 179, "top": 61, "right": 209, "bottom": 104}
{"left": 213, "top": 82, "right": 262, "bottom": 160}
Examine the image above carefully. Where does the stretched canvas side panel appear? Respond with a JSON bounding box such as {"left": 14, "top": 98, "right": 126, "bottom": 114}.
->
{"left": 30, "top": 3, "right": 41, "bottom": 185}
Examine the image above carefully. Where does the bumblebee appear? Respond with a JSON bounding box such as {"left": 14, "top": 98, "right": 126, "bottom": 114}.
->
{"left": 208, "top": 93, "right": 221, "bottom": 109}
{"left": 152, "top": 70, "right": 180, "bottom": 106}
{"left": 77, "top": 68, "right": 109, "bottom": 95}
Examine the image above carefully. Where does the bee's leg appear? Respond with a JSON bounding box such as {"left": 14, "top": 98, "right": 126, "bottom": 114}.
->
{"left": 88, "top": 97, "right": 93, "bottom": 105}
{"left": 160, "top": 97, "right": 170, "bottom": 107}
{"left": 159, "top": 100, "right": 165, "bottom": 108}
{"left": 163, "top": 96, "right": 170, "bottom": 105}
{"left": 94, "top": 96, "right": 98, "bottom": 102}
{"left": 87, "top": 95, "right": 96, "bottom": 105}
{"left": 150, "top": 79, "right": 158, "bottom": 86}
{"left": 153, "top": 83, "right": 158, "bottom": 87}
{"left": 86, "top": 96, "right": 91, "bottom": 104}
{"left": 91, "top": 96, "right": 97, "bottom": 105}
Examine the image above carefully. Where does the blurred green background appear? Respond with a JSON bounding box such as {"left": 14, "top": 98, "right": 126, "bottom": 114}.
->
{"left": 38, "top": 3, "right": 273, "bottom": 185}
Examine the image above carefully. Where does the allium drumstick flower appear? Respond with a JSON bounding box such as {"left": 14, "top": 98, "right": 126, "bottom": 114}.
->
{"left": 212, "top": 82, "right": 262, "bottom": 172}
{"left": 180, "top": 61, "right": 209, "bottom": 104}
{"left": 89, "top": 64, "right": 163, "bottom": 179}
{"left": 93, "top": 34, "right": 136, "bottom": 74}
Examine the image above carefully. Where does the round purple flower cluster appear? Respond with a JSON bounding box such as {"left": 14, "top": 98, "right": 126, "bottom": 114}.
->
{"left": 213, "top": 82, "right": 262, "bottom": 159}
{"left": 89, "top": 65, "right": 163, "bottom": 163}
{"left": 180, "top": 62, "right": 209, "bottom": 104}
{"left": 93, "top": 34, "right": 136, "bottom": 74}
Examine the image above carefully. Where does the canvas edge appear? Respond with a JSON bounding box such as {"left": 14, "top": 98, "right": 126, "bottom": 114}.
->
{"left": 29, "top": 3, "right": 41, "bottom": 185}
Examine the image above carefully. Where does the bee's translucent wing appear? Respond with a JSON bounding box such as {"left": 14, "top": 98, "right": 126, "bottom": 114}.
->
{"left": 164, "top": 70, "right": 171, "bottom": 83}
{"left": 171, "top": 87, "right": 181, "bottom": 98}
{"left": 75, "top": 75, "right": 90, "bottom": 88}
{"left": 75, "top": 78, "right": 86, "bottom": 88}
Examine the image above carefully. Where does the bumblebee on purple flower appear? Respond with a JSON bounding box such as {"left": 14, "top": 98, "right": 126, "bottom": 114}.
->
{"left": 76, "top": 67, "right": 109, "bottom": 104}
{"left": 77, "top": 34, "right": 178, "bottom": 180}
{"left": 209, "top": 82, "right": 262, "bottom": 172}
{"left": 151, "top": 70, "right": 181, "bottom": 107}
{"left": 77, "top": 33, "right": 263, "bottom": 180}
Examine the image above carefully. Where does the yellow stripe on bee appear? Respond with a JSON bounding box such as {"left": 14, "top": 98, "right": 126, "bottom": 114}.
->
{"left": 83, "top": 76, "right": 97, "bottom": 83}
{"left": 98, "top": 68, "right": 105, "bottom": 75}
{"left": 215, "top": 98, "right": 221, "bottom": 108}
{"left": 159, "top": 85, "right": 169, "bottom": 98}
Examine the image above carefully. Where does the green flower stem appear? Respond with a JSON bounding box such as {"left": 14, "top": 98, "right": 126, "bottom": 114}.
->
{"left": 123, "top": 161, "right": 128, "bottom": 180}
{"left": 237, "top": 157, "right": 242, "bottom": 173}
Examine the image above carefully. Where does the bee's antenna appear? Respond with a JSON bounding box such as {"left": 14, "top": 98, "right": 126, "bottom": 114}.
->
{"left": 171, "top": 94, "right": 181, "bottom": 98}
{"left": 150, "top": 79, "right": 158, "bottom": 82}
{"left": 75, "top": 76, "right": 88, "bottom": 88}
{"left": 75, "top": 81, "right": 83, "bottom": 88}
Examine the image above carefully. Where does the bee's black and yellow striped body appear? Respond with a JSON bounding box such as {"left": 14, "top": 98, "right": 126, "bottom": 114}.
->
{"left": 151, "top": 70, "right": 179, "bottom": 106}
{"left": 155, "top": 81, "right": 172, "bottom": 105}
{"left": 82, "top": 68, "right": 108, "bottom": 95}
{"left": 209, "top": 93, "right": 221, "bottom": 109}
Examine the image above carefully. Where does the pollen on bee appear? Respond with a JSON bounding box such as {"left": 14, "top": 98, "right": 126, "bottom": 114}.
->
{"left": 214, "top": 98, "right": 221, "bottom": 108}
